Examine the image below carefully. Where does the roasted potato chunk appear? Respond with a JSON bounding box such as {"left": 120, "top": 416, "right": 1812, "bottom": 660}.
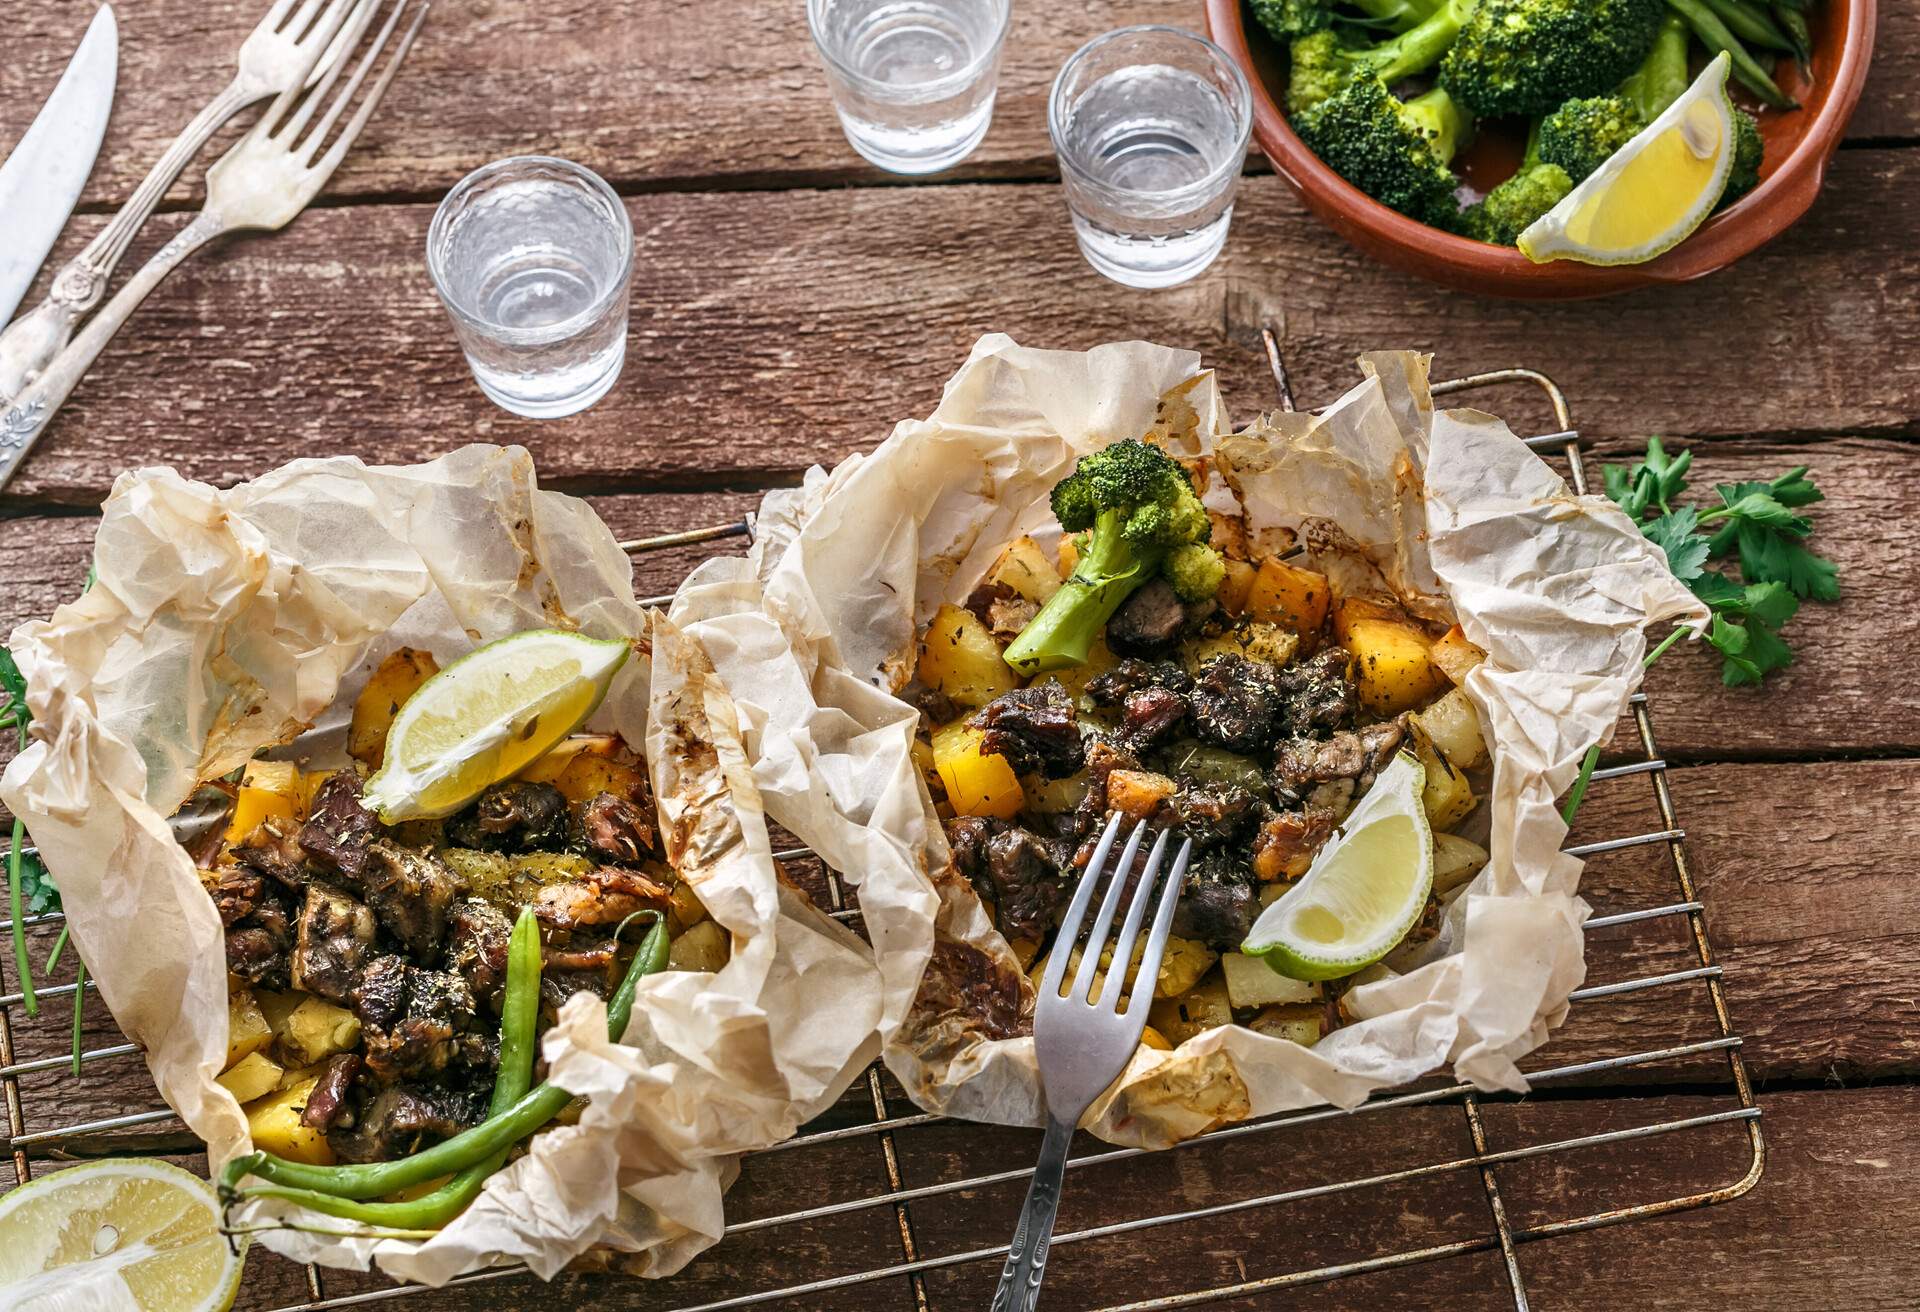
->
{"left": 1106, "top": 769, "right": 1175, "bottom": 821}
{"left": 1245, "top": 558, "right": 1332, "bottom": 641}
{"left": 279, "top": 995, "right": 362, "bottom": 1068}
{"left": 1217, "top": 559, "right": 1258, "bottom": 616}
{"left": 1183, "top": 621, "right": 1299, "bottom": 674}
{"left": 1428, "top": 624, "right": 1487, "bottom": 685}
{"left": 931, "top": 721, "right": 1025, "bottom": 820}
{"left": 1147, "top": 970, "right": 1233, "bottom": 1044}
{"left": 349, "top": 647, "right": 440, "bottom": 766}
{"left": 1432, "top": 832, "right": 1491, "bottom": 894}
{"left": 1221, "top": 952, "right": 1322, "bottom": 1009}
{"left": 244, "top": 1074, "right": 336, "bottom": 1164}
{"left": 1248, "top": 1003, "right": 1325, "bottom": 1046}
{"left": 988, "top": 536, "right": 1063, "bottom": 605}
{"left": 668, "top": 919, "right": 729, "bottom": 972}
{"left": 217, "top": 1051, "right": 285, "bottom": 1104}
{"left": 1339, "top": 607, "right": 1444, "bottom": 717}
{"left": 1415, "top": 687, "right": 1488, "bottom": 771}
{"left": 1417, "top": 741, "right": 1478, "bottom": 832}
{"left": 918, "top": 604, "right": 1020, "bottom": 709}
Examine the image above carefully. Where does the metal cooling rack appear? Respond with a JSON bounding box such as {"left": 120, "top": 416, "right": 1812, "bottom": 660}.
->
{"left": 0, "top": 351, "right": 1764, "bottom": 1311}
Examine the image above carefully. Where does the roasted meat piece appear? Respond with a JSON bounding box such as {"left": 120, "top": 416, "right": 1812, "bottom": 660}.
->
{"left": 1274, "top": 648, "right": 1358, "bottom": 735}
{"left": 578, "top": 792, "right": 655, "bottom": 864}
{"left": 972, "top": 683, "right": 1085, "bottom": 780}
{"left": 541, "top": 967, "right": 614, "bottom": 1014}
{"left": 233, "top": 820, "right": 311, "bottom": 889}
{"left": 360, "top": 839, "right": 465, "bottom": 957}
{"left": 445, "top": 897, "right": 513, "bottom": 1012}
{"left": 299, "top": 772, "right": 381, "bottom": 883}
{"left": 445, "top": 781, "right": 569, "bottom": 853}
{"left": 1189, "top": 655, "right": 1283, "bottom": 755}
{"left": 898, "top": 679, "right": 958, "bottom": 733}
{"left": 352, "top": 955, "right": 479, "bottom": 1082}
{"left": 216, "top": 869, "right": 295, "bottom": 989}
{"left": 1086, "top": 658, "right": 1194, "bottom": 705}
{"left": 1173, "top": 783, "right": 1267, "bottom": 850}
{"left": 326, "top": 1081, "right": 490, "bottom": 1163}
{"left": 1273, "top": 721, "right": 1406, "bottom": 799}
{"left": 1171, "top": 850, "right": 1257, "bottom": 949}
{"left": 299, "top": 1052, "right": 363, "bottom": 1131}
{"left": 1251, "top": 808, "right": 1338, "bottom": 881}
{"left": 533, "top": 866, "right": 670, "bottom": 931}
{"left": 1106, "top": 579, "right": 1189, "bottom": 657}
{"left": 945, "top": 816, "right": 1071, "bottom": 942}
{"left": 290, "top": 880, "right": 377, "bottom": 1002}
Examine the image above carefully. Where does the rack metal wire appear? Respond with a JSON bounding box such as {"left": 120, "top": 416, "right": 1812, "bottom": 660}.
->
{"left": 0, "top": 353, "right": 1763, "bottom": 1310}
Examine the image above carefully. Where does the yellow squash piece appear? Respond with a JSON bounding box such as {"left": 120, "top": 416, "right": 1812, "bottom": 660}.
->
{"left": 931, "top": 721, "right": 1024, "bottom": 819}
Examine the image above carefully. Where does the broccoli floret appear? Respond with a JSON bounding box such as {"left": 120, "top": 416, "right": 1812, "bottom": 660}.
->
{"left": 1719, "top": 109, "right": 1764, "bottom": 208}
{"left": 1285, "top": 0, "right": 1468, "bottom": 115}
{"left": 1296, "top": 77, "right": 1472, "bottom": 230}
{"left": 1462, "top": 162, "right": 1572, "bottom": 244}
{"left": 1440, "top": 0, "right": 1666, "bottom": 119}
{"left": 1538, "top": 96, "right": 1642, "bottom": 183}
{"left": 1252, "top": 0, "right": 1440, "bottom": 42}
{"left": 1004, "top": 440, "right": 1220, "bottom": 674}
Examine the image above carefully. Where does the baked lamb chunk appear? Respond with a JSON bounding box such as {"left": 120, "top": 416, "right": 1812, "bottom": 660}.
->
{"left": 1272, "top": 721, "right": 1406, "bottom": 802}
{"left": 971, "top": 683, "right": 1086, "bottom": 780}
{"left": 1188, "top": 654, "right": 1283, "bottom": 755}
{"left": 298, "top": 772, "right": 381, "bottom": 883}
{"left": 444, "top": 781, "right": 569, "bottom": 853}
{"left": 577, "top": 791, "right": 655, "bottom": 865}
{"left": 1105, "top": 579, "right": 1189, "bottom": 658}
{"left": 445, "top": 897, "right": 514, "bottom": 1013}
{"left": 946, "top": 816, "right": 1072, "bottom": 942}
{"left": 351, "top": 955, "right": 479, "bottom": 1082}
{"left": 326, "top": 1081, "right": 490, "bottom": 1163}
{"left": 212, "top": 868, "right": 295, "bottom": 990}
{"left": 290, "top": 880, "right": 377, "bottom": 1002}
{"left": 299, "top": 1052, "right": 363, "bottom": 1131}
{"left": 359, "top": 839, "right": 466, "bottom": 957}
{"left": 1171, "top": 849, "right": 1258, "bottom": 950}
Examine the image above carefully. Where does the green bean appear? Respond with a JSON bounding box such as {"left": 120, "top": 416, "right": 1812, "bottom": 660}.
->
{"left": 1667, "top": 0, "right": 1798, "bottom": 107}
{"left": 221, "top": 913, "right": 667, "bottom": 1206}
{"left": 1772, "top": 3, "right": 1812, "bottom": 68}
{"left": 1702, "top": 0, "right": 1794, "bottom": 51}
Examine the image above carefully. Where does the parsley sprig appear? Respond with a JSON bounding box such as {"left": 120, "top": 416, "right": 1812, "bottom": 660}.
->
{"left": 1604, "top": 437, "right": 1840, "bottom": 687}
{"left": 1, "top": 648, "right": 51, "bottom": 1018}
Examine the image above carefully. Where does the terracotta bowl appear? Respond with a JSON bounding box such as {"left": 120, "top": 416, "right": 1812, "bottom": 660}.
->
{"left": 1203, "top": 0, "right": 1878, "bottom": 298}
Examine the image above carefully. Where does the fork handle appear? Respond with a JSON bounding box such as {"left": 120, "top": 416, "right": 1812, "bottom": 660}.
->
{"left": 0, "top": 78, "right": 251, "bottom": 403}
{"left": 0, "top": 211, "right": 226, "bottom": 494}
{"left": 990, "top": 1115, "right": 1074, "bottom": 1312}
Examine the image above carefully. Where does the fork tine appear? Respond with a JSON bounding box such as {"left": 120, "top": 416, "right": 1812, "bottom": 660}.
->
{"left": 1126, "top": 837, "right": 1193, "bottom": 1020}
{"left": 301, "top": 0, "right": 423, "bottom": 166}
{"left": 276, "top": 0, "right": 386, "bottom": 146}
{"left": 281, "top": 0, "right": 323, "bottom": 39}
{"left": 1040, "top": 812, "right": 1123, "bottom": 1001}
{"left": 1066, "top": 820, "right": 1150, "bottom": 1007}
{"left": 264, "top": 0, "right": 299, "bottom": 31}
{"left": 249, "top": 0, "right": 366, "bottom": 139}
{"left": 1098, "top": 828, "right": 1174, "bottom": 1009}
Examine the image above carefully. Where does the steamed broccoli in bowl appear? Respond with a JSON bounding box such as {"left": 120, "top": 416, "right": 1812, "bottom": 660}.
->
{"left": 1295, "top": 76, "right": 1472, "bottom": 232}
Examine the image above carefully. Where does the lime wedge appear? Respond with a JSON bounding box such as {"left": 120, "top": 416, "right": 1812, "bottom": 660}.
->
{"left": 1241, "top": 752, "right": 1432, "bottom": 982}
{"left": 362, "top": 628, "right": 630, "bottom": 821}
{"left": 0, "top": 1159, "right": 246, "bottom": 1312}
{"left": 1518, "top": 53, "right": 1736, "bottom": 267}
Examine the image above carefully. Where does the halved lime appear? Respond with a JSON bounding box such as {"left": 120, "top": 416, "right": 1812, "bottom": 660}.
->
{"left": 362, "top": 628, "right": 630, "bottom": 821}
{"left": 1518, "top": 53, "right": 1736, "bottom": 267}
{"left": 1241, "top": 752, "right": 1432, "bottom": 982}
{"left": 0, "top": 1159, "right": 246, "bottom": 1312}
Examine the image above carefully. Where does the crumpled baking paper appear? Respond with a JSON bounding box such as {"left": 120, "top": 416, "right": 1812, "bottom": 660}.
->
{"left": 0, "top": 446, "right": 884, "bottom": 1284}
{"left": 693, "top": 334, "right": 1705, "bottom": 1148}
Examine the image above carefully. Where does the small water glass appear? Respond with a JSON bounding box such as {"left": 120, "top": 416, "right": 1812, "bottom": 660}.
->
{"left": 1049, "top": 26, "right": 1253, "bottom": 289}
{"left": 807, "top": 0, "right": 1011, "bottom": 175}
{"left": 427, "top": 156, "right": 634, "bottom": 419}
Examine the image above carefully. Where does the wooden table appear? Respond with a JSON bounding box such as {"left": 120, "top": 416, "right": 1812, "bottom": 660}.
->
{"left": 1, "top": 2, "right": 1914, "bottom": 1308}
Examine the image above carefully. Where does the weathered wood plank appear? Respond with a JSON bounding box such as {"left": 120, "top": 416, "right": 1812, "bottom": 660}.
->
{"left": 2, "top": 2, "right": 1912, "bottom": 205}
{"left": 4, "top": 149, "right": 1916, "bottom": 510}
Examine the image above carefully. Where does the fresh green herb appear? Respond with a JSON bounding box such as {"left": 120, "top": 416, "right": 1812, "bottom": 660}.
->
{"left": 1, "top": 648, "right": 39, "bottom": 1017}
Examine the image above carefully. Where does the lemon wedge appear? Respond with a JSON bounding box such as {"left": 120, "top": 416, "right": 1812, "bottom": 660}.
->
{"left": 1518, "top": 52, "right": 1736, "bottom": 266}
{"left": 1241, "top": 753, "right": 1432, "bottom": 982}
{"left": 0, "top": 1160, "right": 246, "bottom": 1312}
{"left": 362, "top": 628, "right": 630, "bottom": 821}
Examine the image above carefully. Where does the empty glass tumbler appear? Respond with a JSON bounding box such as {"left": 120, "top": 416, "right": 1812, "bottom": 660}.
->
{"left": 808, "top": 0, "right": 1011, "bottom": 174}
{"left": 427, "top": 156, "right": 634, "bottom": 419}
{"left": 1049, "top": 26, "right": 1253, "bottom": 289}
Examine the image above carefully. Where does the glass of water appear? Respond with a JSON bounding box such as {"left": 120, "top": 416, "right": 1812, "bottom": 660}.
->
{"left": 1049, "top": 26, "right": 1253, "bottom": 289}
{"left": 427, "top": 156, "right": 634, "bottom": 419}
{"left": 807, "top": 0, "right": 1011, "bottom": 175}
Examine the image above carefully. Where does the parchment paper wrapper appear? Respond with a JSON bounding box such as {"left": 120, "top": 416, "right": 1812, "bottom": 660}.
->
{"left": 695, "top": 335, "right": 1705, "bottom": 1146}
{"left": 0, "top": 447, "right": 884, "bottom": 1284}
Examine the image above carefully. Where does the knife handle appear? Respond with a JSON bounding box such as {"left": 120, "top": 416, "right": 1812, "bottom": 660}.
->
{"left": 0, "top": 211, "right": 226, "bottom": 494}
{"left": 0, "top": 79, "right": 249, "bottom": 404}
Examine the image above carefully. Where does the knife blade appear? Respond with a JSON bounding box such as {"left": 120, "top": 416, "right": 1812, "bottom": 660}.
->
{"left": 0, "top": 5, "right": 118, "bottom": 326}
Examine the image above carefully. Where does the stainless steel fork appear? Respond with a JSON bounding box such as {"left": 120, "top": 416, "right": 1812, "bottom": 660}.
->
{"left": 990, "top": 815, "right": 1194, "bottom": 1312}
{"left": 0, "top": 0, "right": 375, "bottom": 401}
{"left": 0, "top": 0, "right": 429, "bottom": 492}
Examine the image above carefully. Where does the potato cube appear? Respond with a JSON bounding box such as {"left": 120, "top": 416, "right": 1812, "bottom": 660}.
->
{"left": 1183, "top": 621, "right": 1299, "bottom": 674}
{"left": 1217, "top": 559, "right": 1258, "bottom": 616}
{"left": 254, "top": 988, "right": 303, "bottom": 1039}
{"left": 1245, "top": 558, "right": 1332, "bottom": 640}
{"left": 1417, "top": 741, "right": 1478, "bottom": 832}
{"left": 518, "top": 734, "right": 618, "bottom": 784}
{"left": 441, "top": 848, "right": 513, "bottom": 895}
{"left": 1248, "top": 1003, "right": 1325, "bottom": 1046}
{"left": 279, "top": 996, "right": 362, "bottom": 1068}
{"left": 244, "top": 1076, "right": 336, "bottom": 1165}
{"left": 217, "top": 1051, "right": 285, "bottom": 1105}
{"left": 1415, "top": 687, "right": 1488, "bottom": 771}
{"left": 1040, "top": 635, "right": 1120, "bottom": 713}
{"left": 917, "top": 604, "right": 1020, "bottom": 708}
{"left": 1147, "top": 970, "right": 1233, "bottom": 1045}
{"left": 931, "top": 722, "right": 1025, "bottom": 819}
{"left": 1221, "top": 952, "right": 1323, "bottom": 1009}
{"left": 1341, "top": 617, "right": 1445, "bottom": 716}
{"left": 1432, "top": 832, "right": 1491, "bottom": 895}
{"left": 1024, "top": 772, "right": 1090, "bottom": 815}
{"left": 544, "top": 752, "right": 651, "bottom": 807}
{"left": 1429, "top": 625, "right": 1487, "bottom": 686}
{"left": 1056, "top": 537, "right": 1079, "bottom": 579}
{"left": 1106, "top": 769, "right": 1175, "bottom": 821}
{"left": 1028, "top": 935, "right": 1215, "bottom": 1006}
{"left": 668, "top": 878, "right": 709, "bottom": 932}
{"left": 1330, "top": 595, "right": 1407, "bottom": 646}
{"left": 227, "top": 989, "right": 274, "bottom": 1069}
{"left": 1139, "top": 1025, "right": 1173, "bottom": 1052}
{"left": 668, "top": 919, "right": 730, "bottom": 973}
{"left": 348, "top": 647, "right": 440, "bottom": 766}
{"left": 224, "top": 787, "right": 298, "bottom": 846}
{"left": 988, "top": 536, "right": 1063, "bottom": 605}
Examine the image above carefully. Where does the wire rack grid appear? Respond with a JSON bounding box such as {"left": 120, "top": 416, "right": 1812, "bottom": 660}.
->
{"left": 0, "top": 353, "right": 1764, "bottom": 1311}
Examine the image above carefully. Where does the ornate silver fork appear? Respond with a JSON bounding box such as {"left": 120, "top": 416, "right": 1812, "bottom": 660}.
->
{"left": 991, "top": 814, "right": 1194, "bottom": 1312}
{"left": 0, "top": 0, "right": 374, "bottom": 403}
{"left": 0, "top": 0, "right": 429, "bottom": 492}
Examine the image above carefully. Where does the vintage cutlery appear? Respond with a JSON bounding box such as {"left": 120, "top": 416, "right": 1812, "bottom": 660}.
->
{"left": 0, "top": 0, "right": 374, "bottom": 403}
{"left": 0, "top": 0, "right": 429, "bottom": 492}
{"left": 0, "top": 5, "right": 118, "bottom": 327}
{"left": 990, "top": 815, "right": 1193, "bottom": 1312}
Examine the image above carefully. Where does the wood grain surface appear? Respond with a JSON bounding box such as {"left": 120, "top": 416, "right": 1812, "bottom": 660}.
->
{"left": 0, "top": 0, "right": 1911, "bottom": 1307}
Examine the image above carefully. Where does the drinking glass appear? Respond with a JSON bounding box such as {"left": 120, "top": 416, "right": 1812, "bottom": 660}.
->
{"left": 427, "top": 156, "right": 634, "bottom": 419}
{"left": 1049, "top": 26, "right": 1253, "bottom": 289}
{"left": 807, "top": 0, "right": 1011, "bottom": 175}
